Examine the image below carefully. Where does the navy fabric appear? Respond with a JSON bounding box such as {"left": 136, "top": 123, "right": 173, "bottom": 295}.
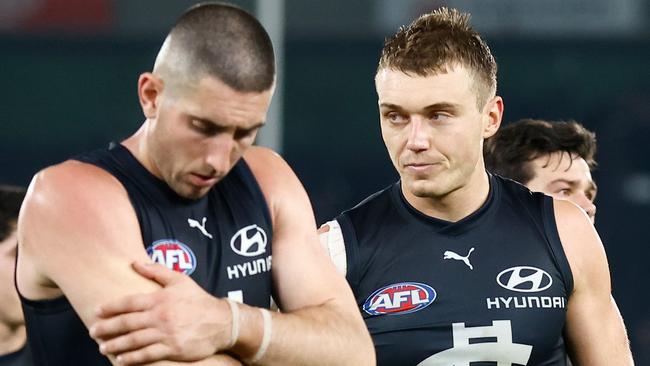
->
{"left": 20, "top": 144, "right": 273, "bottom": 365}
{"left": 338, "top": 174, "right": 573, "bottom": 366}
{"left": 0, "top": 343, "right": 33, "bottom": 366}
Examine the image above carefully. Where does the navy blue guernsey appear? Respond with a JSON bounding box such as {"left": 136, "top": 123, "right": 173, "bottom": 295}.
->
{"left": 20, "top": 143, "right": 273, "bottom": 365}
{"left": 0, "top": 344, "right": 32, "bottom": 366}
{"left": 336, "top": 174, "right": 573, "bottom": 366}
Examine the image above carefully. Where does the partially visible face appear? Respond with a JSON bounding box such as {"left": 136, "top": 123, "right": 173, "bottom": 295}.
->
{"left": 0, "top": 223, "right": 23, "bottom": 326}
{"left": 376, "top": 66, "right": 498, "bottom": 200}
{"left": 525, "top": 152, "right": 597, "bottom": 222}
{"left": 148, "top": 76, "right": 273, "bottom": 199}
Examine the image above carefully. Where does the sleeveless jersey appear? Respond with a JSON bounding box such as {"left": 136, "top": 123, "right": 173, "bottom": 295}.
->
{"left": 335, "top": 174, "right": 573, "bottom": 366}
{"left": 0, "top": 344, "right": 32, "bottom": 366}
{"left": 19, "top": 143, "right": 273, "bottom": 365}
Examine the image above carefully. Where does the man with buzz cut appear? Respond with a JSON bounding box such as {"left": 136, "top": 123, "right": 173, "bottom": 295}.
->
{"left": 319, "top": 7, "right": 633, "bottom": 366}
{"left": 484, "top": 118, "right": 598, "bottom": 223}
{"left": 17, "top": 3, "right": 374, "bottom": 365}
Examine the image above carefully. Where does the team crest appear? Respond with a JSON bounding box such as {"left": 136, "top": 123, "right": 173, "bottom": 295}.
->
{"left": 363, "top": 282, "right": 436, "bottom": 316}
{"left": 147, "top": 239, "right": 197, "bottom": 275}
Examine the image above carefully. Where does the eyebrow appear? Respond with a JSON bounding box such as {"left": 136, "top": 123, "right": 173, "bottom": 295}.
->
{"left": 379, "top": 102, "right": 460, "bottom": 112}
{"left": 193, "top": 116, "right": 265, "bottom": 132}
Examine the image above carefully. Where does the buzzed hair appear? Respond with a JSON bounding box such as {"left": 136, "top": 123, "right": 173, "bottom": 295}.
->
{"left": 378, "top": 7, "right": 497, "bottom": 109}
{"left": 0, "top": 185, "right": 26, "bottom": 242}
{"left": 484, "top": 119, "right": 597, "bottom": 184}
{"left": 155, "top": 2, "right": 275, "bottom": 92}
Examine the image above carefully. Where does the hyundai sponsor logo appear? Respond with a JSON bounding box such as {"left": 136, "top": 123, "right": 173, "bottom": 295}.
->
{"left": 497, "top": 266, "right": 552, "bottom": 293}
{"left": 230, "top": 224, "right": 267, "bottom": 257}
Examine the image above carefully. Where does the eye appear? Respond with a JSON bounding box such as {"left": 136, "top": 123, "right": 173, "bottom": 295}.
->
{"left": 234, "top": 128, "right": 258, "bottom": 141}
{"left": 556, "top": 189, "right": 571, "bottom": 197}
{"left": 586, "top": 191, "right": 597, "bottom": 202}
{"left": 190, "top": 119, "right": 212, "bottom": 133}
{"left": 430, "top": 113, "right": 444, "bottom": 120}
{"left": 385, "top": 111, "right": 407, "bottom": 124}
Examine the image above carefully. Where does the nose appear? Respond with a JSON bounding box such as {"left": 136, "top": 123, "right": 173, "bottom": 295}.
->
{"left": 204, "top": 134, "right": 235, "bottom": 175}
{"left": 405, "top": 117, "right": 430, "bottom": 152}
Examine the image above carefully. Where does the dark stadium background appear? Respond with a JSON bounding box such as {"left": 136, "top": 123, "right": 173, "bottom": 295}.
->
{"left": 1, "top": 0, "right": 648, "bottom": 362}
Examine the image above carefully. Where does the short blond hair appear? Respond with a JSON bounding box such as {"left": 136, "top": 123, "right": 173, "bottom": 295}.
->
{"left": 378, "top": 7, "right": 497, "bottom": 109}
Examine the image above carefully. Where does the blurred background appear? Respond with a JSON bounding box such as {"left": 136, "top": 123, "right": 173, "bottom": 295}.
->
{"left": 1, "top": 0, "right": 648, "bottom": 362}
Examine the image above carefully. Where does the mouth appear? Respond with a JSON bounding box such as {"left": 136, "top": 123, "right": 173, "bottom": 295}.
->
{"left": 188, "top": 172, "right": 220, "bottom": 188}
{"left": 403, "top": 162, "right": 440, "bottom": 173}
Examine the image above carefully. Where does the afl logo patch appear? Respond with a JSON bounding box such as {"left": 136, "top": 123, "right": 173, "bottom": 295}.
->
{"left": 497, "top": 266, "right": 553, "bottom": 293}
{"left": 363, "top": 282, "right": 436, "bottom": 316}
{"left": 230, "top": 224, "right": 267, "bottom": 257}
{"left": 147, "top": 240, "right": 197, "bottom": 275}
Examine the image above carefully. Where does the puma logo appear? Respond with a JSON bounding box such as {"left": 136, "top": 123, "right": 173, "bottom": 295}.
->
{"left": 188, "top": 217, "right": 213, "bottom": 239}
{"left": 443, "top": 247, "right": 475, "bottom": 270}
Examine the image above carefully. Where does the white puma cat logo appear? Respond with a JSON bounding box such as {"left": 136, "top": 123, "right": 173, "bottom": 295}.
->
{"left": 188, "top": 217, "right": 213, "bottom": 239}
{"left": 443, "top": 247, "right": 475, "bottom": 270}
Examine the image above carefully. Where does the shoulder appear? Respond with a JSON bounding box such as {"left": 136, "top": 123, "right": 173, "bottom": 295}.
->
{"left": 242, "top": 146, "right": 289, "bottom": 178}
{"left": 242, "top": 146, "right": 318, "bottom": 232}
{"left": 552, "top": 199, "right": 609, "bottom": 292}
{"left": 19, "top": 159, "right": 137, "bottom": 257}
{"left": 317, "top": 220, "right": 347, "bottom": 275}
{"left": 18, "top": 160, "right": 141, "bottom": 297}
{"left": 22, "top": 160, "right": 127, "bottom": 220}
{"left": 493, "top": 174, "right": 544, "bottom": 203}
{"left": 242, "top": 146, "right": 305, "bottom": 208}
{"left": 337, "top": 185, "right": 396, "bottom": 232}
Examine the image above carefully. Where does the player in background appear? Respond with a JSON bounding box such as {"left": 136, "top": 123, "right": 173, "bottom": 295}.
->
{"left": 484, "top": 118, "right": 597, "bottom": 223}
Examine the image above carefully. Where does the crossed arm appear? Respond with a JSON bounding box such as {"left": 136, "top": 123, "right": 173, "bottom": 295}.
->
{"left": 18, "top": 161, "right": 242, "bottom": 365}
{"left": 18, "top": 148, "right": 374, "bottom": 366}
{"left": 554, "top": 199, "right": 634, "bottom": 365}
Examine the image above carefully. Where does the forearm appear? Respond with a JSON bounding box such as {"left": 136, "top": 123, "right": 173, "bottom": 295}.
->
{"left": 566, "top": 296, "right": 634, "bottom": 366}
{"left": 138, "top": 354, "right": 243, "bottom": 366}
{"left": 231, "top": 301, "right": 374, "bottom": 366}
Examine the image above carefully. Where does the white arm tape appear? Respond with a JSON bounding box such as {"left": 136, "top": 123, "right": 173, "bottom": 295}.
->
{"left": 318, "top": 219, "right": 347, "bottom": 276}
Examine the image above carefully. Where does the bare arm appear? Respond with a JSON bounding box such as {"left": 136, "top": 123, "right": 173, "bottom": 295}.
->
{"left": 17, "top": 161, "right": 240, "bottom": 366}
{"left": 88, "top": 147, "right": 374, "bottom": 365}
{"left": 231, "top": 147, "right": 374, "bottom": 365}
{"left": 554, "top": 199, "right": 634, "bottom": 365}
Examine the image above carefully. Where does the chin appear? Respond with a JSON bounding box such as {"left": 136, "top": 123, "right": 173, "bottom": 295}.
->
{"left": 183, "top": 188, "right": 210, "bottom": 200}
{"left": 169, "top": 182, "right": 206, "bottom": 200}
{"left": 405, "top": 180, "right": 436, "bottom": 197}
{"left": 406, "top": 176, "right": 458, "bottom": 199}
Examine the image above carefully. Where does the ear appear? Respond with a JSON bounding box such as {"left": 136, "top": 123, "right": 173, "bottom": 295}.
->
{"left": 137, "top": 73, "right": 164, "bottom": 119}
{"left": 482, "top": 96, "right": 503, "bottom": 139}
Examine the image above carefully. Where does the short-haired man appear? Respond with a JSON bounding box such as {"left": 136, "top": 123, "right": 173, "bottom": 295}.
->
{"left": 319, "top": 8, "right": 632, "bottom": 366}
{"left": 0, "top": 186, "right": 31, "bottom": 366}
{"left": 484, "top": 118, "right": 598, "bottom": 222}
{"left": 17, "top": 3, "right": 373, "bottom": 365}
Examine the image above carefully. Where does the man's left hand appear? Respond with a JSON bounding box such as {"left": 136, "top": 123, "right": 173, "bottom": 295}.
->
{"left": 89, "top": 261, "right": 233, "bottom": 365}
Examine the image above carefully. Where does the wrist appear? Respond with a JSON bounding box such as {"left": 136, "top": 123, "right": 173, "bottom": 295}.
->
{"left": 229, "top": 304, "right": 270, "bottom": 363}
{"left": 224, "top": 299, "right": 240, "bottom": 349}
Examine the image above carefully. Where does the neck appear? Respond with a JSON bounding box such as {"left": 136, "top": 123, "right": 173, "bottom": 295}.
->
{"left": 122, "top": 121, "right": 163, "bottom": 179}
{"left": 0, "top": 322, "right": 26, "bottom": 356}
{"left": 402, "top": 167, "right": 490, "bottom": 222}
